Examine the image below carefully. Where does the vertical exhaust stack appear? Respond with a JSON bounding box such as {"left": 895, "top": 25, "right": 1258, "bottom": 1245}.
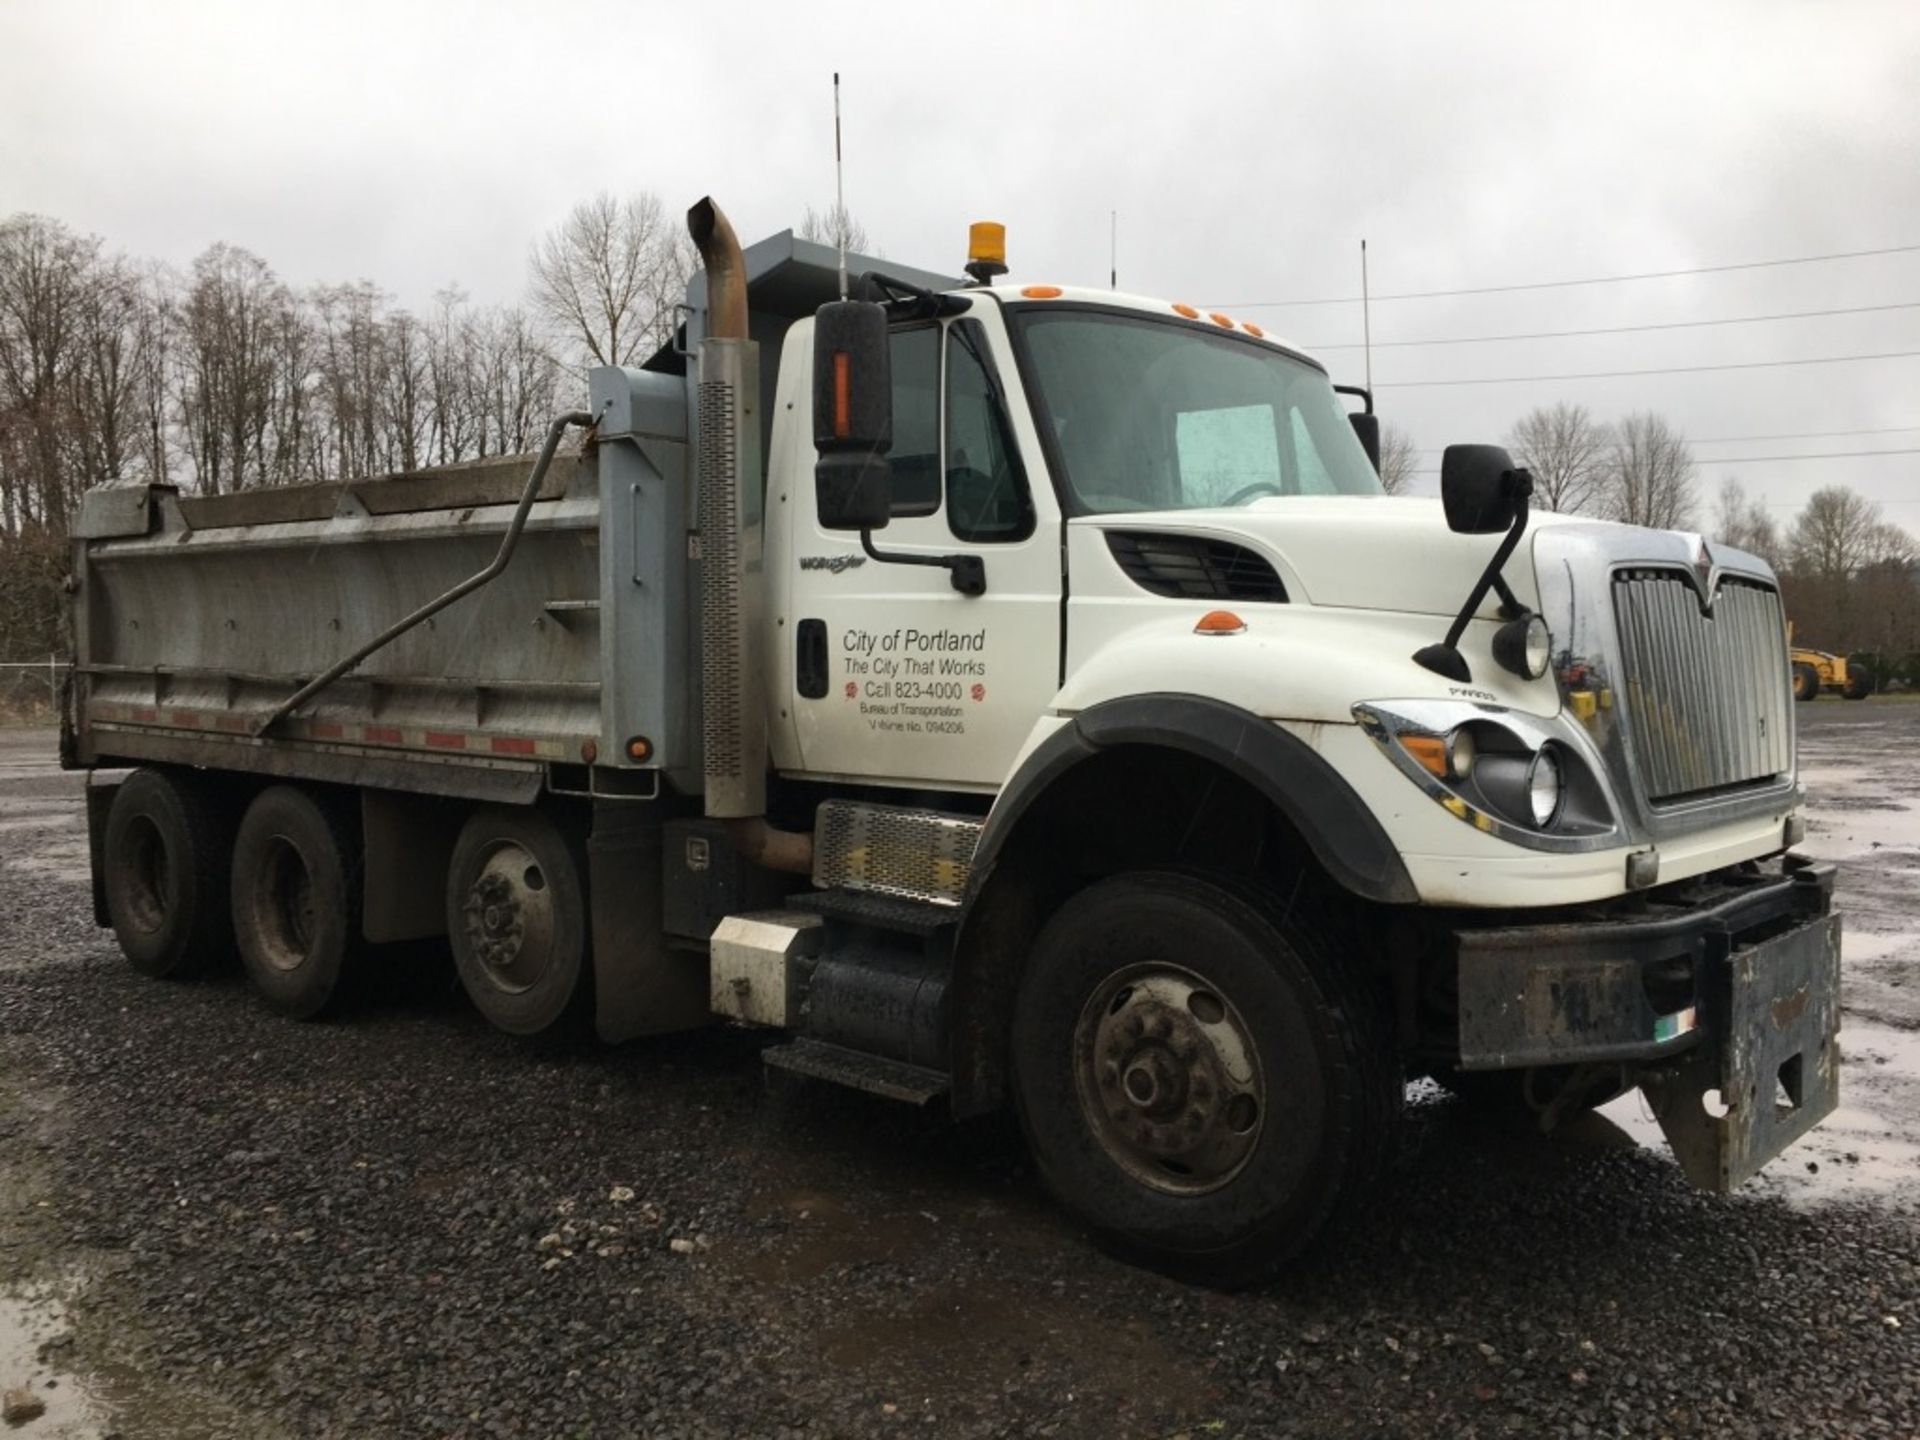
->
{"left": 688, "top": 197, "right": 811, "bottom": 873}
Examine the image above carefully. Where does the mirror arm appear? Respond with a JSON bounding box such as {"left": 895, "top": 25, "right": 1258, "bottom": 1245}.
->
{"left": 1414, "top": 488, "right": 1532, "bottom": 682}
{"left": 1489, "top": 571, "right": 1528, "bottom": 620}
{"left": 859, "top": 529, "right": 987, "bottom": 597}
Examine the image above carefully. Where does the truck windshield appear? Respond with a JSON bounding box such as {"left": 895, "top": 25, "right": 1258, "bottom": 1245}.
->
{"left": 1008, "top": 309, "right": 1383, "bottom": 513}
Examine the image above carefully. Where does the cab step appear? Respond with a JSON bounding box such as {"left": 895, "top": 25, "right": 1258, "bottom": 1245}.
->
{"left": 761, "top": 1037, "right": 949, "bottom": 1105}
{"left": 787, "top": 886, "right": 959, "bottom": 939}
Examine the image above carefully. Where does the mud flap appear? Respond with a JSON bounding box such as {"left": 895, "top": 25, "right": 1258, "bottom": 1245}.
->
{"left": 1640, "top": 909, "right": 1842, "bottom": 1192}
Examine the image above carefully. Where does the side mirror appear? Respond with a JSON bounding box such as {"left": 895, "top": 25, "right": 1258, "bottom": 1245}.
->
{"left": 1440, "top": 444, "right": 1530, "bottom": 533}
{"left": 812, "top": 300, "right": 893, "bottom": 531}
{"left": 1347, "top": 412, "right": 1381, "bottom": 474}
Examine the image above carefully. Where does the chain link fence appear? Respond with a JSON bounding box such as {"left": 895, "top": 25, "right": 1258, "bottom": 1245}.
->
{"left": 0, "top": 659, "right": 66, "bottom": 724}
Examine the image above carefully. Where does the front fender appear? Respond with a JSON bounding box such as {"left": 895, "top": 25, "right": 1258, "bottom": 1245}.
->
{"left": 972, "top": 693, "right": 1417, "bottom": 905}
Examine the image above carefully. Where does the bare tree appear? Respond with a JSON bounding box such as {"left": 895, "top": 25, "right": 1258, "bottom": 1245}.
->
{"left": 178, "top": 243, "right": 291, "bottom": 493}
{"left": 1713, "top": 476, "right": 1783, "bottom": 569}
{"left": 0, "top": 214, "right": 95, "bottom": 530}
{"left": 1506, "top": 402, "right": 1609, "bottom": 514}
{"left": 1602, "top": 411, "right": 1696, "bottom": 530}
{"left": 528, "top": 192, "right": 689, "bottom": 367}
{"left": 1784, "top": 486, "right": 1917, "bottom": 650}
{"left": 799, "top": 203, "right": 875, "bottom": 257}
{"left": 1377, "top": 423, "right": 1419, "bottom": 496}
{"left": 1790, "top": 486, "right": 1886, "bottom": 585}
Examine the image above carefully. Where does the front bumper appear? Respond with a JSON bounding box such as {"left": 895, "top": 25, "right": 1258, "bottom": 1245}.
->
{"left": 1453, "top": 858, "right": 1841, "bottom": 1192}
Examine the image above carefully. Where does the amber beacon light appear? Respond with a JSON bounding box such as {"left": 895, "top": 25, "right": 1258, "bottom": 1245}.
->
{"left": 966, "top": 221, "right": 1008, "bottom": 284}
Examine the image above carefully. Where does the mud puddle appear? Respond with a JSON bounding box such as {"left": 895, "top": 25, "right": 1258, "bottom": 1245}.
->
{"left": 1575, "top": 1022, "right": 1920, "bottom": 1210}
{"left": 0, "top": 1274, "right": 114, "bottom": 1438}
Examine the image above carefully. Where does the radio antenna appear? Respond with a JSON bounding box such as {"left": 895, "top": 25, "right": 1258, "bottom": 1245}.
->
{"left": 1110, "top": 210, "right": 1118, "bottom": 290}
{"left": 833, "top": 72, "right": 848, "bottom": 301}
{"left": 1361, "top": 237, "right": 1373, "bottom": 393}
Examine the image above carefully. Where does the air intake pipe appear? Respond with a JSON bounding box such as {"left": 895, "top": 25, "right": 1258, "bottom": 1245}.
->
{"left": 688, "top": 197, "right": 812, "bottom": 874}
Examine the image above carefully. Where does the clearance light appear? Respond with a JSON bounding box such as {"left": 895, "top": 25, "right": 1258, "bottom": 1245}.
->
{"left": 626, "top": 735, "right": 654, "bottom": 763}
{"left": 1021, "top": 284, "right": 1063, "bottom": 298}
{"left": 1209, "top": 312, "right": 1235, "bottom": 328}
{"left": 1243, "top": 321, "right": 1265, "bottom": 338}
{"left": 1172, "top": 303, "right": 1200, "bottom": 319}
{"left": 1193, "top": 610, "right": 1247, "bottom": 636}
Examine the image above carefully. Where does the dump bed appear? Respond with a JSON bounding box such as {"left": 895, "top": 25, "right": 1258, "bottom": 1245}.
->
{"left": 66, "top": 366, "right": 695, "bottom": 801}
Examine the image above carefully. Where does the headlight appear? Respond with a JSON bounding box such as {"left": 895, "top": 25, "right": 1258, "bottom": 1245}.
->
{"left": 1493, "top": 613, "right": 1551, "bottom": 681}
{"left": 1526, "top": 746, "right": 1564, "bottom": 827}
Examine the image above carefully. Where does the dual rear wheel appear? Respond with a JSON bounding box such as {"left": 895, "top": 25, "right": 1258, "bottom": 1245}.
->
{"left": 102, "top": 772, "right": 588, "bottom": 1034}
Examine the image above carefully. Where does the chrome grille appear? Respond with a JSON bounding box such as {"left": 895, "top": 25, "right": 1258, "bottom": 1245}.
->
{"left": 1612, "top": 571, "right": 1793, "bottom": 803}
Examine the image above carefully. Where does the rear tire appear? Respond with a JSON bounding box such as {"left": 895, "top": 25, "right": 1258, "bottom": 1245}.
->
{"left": 102, "top": 768, "right": 234, "bottom": 979}
{"left": 1843, "top": 663, "right": 1874, "bottom": 700}
{"left": 232, "top": 786, "right": 361, "bottom": 1019}
{"left": 445, "top": 807, "right": 589, "bottom": 1037}
{"left": 1792, "top": 662, "right": 1820, "bottom": 702}
{"left": 1011, "top": 871, "right": 1397, "bottom": 1287}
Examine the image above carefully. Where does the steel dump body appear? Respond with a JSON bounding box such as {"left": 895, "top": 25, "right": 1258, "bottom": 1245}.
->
{"left": 68, "top": 367, "right": 698, "bottom": 800}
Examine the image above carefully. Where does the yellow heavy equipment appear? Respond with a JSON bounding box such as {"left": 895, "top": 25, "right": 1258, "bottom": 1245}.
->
{"left": 1791, "top": 644, "right": 1874, "bottom": 701}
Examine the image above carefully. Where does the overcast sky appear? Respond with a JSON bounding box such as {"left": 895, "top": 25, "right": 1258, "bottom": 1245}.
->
{"left": 4, "top": 0, "right": 1917, "bottom": 527}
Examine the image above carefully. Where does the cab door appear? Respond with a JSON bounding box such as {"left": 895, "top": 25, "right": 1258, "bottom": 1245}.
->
{"left": 779, "top": 307, "right": 1061, "bottom": 791}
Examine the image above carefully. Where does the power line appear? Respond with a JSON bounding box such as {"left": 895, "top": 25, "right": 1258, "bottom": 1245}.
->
{"left": 1410, "top": 453, "right": 1920, "bottom": 475}
{"left": 1302, "top": 300, "right": 1920, "bottom": 351}
{"left": 1376, "top": 350, "right": 1920, "bottom": 389}
{"left": 1219, "top": 242, "right": 1920, "bottom": 309}
{"left": 1414, "top": 423, "right": 1920, "bottom": 455}
{"left": 1688, "top": 447, "right": 1920, "bottom": 463}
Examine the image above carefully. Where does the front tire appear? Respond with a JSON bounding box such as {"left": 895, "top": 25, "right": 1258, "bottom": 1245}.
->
{"left": 102, "top": 768, "right": 234, "bottom": 979}
{"left": 1844, "top": 663, "right": 1874, "bottom": 700}
{"left": 445, "top": 807, "right": 589, "bottom": 1037}
{"left": 1792, "top": 661, "right": 1820, "bottom": 702}
{"left": 232, "top": 786, "right": 361, "bottom": 1019}
{"left": 1011, "top": 872, "right": 1397, "bottom": 1286}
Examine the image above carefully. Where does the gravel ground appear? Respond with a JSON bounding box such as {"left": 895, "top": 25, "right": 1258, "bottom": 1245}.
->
{"left": 1, "top": 705, "right": 1917, "bottom": 1439}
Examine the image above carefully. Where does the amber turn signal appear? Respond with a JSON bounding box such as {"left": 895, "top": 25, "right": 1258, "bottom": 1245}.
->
{"left": 626, "top": 735, "right": 654, "bottom": 762}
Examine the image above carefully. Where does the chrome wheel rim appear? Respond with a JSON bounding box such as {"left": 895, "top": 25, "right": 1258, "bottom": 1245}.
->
{"left": 1072, "top": 962, "right": 1265, "bottom": 1195}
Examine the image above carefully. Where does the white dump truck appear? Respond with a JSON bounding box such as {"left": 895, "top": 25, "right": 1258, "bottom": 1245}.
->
{"left": 63, "top": 199, "right": 1840, "bottom": 1282}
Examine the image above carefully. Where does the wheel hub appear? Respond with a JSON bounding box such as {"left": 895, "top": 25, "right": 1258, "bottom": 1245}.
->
{"left": 460, "top": 844, "right": 554, "bottom": 995}
{"left": 1075, "top": 967, "right": 1264, "bottom": 1195}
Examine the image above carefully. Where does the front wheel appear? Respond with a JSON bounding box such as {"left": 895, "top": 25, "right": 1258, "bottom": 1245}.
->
{"left": 1792, "top": 661, "right": 1820, "bottom": 702}
{"left": 1844, "top": 663, "right": 1875, "bottom": 700}
{"left": 1011, "top": 872, "right": 1397, "bottom": 1286}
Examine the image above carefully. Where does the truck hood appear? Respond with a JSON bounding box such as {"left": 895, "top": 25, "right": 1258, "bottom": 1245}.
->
{"left": 1083, "top": 494, "right": 1613, "bottom": 618}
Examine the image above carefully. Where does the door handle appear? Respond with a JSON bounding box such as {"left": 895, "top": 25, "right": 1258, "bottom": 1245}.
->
{"left": 796, "top": 619, "right": 829, "bottom": 698}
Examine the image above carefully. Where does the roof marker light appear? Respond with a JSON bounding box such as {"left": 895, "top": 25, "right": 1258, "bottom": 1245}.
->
{"left": 1209, "top": 312, "right": 1235, "bottom": 328}
{"left": 1021, "top": 284, "right": 1063, "bottom": 298}
{"left": 1243, "top": 321, "right": 1265, "bottom": 338}
{"left": 1172, "top": 303, "right": 1200, "bottom": 319}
